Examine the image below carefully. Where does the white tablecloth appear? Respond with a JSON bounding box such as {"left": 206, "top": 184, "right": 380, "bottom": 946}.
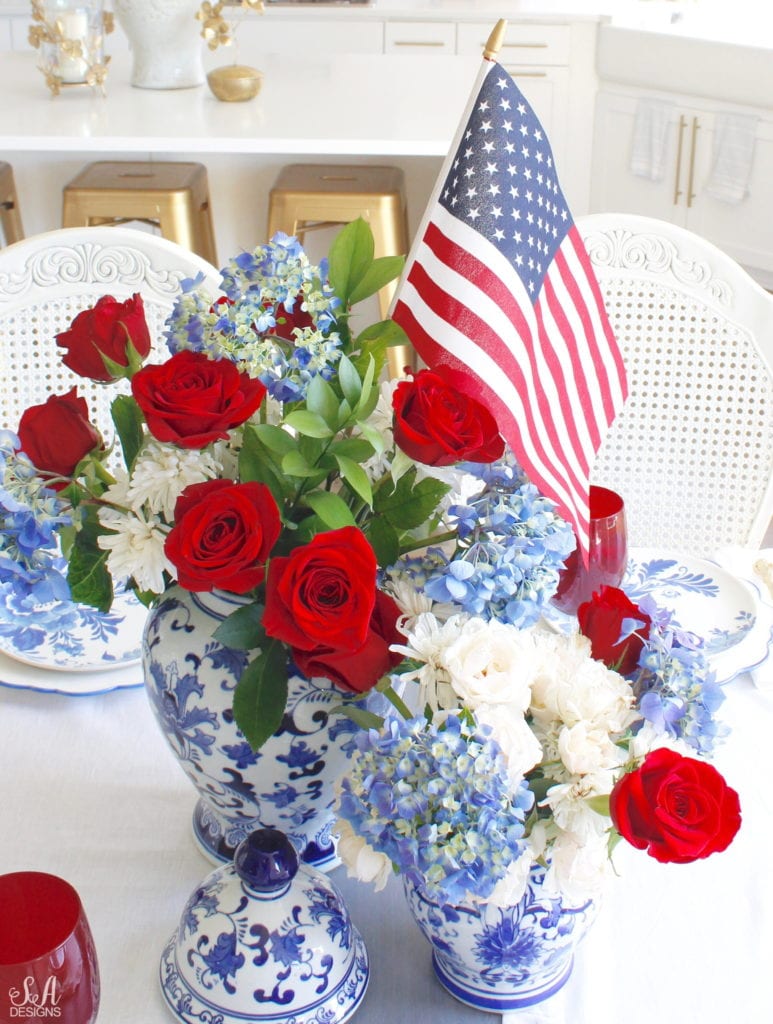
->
{"left": 1, "top": 656, "right": 771, "bottom": 1023}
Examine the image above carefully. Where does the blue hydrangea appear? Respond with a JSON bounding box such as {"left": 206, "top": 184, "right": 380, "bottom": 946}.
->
{"left": 164, "top": 234, "right": 343, "bottom": 402}
{"left": 390, "top": 455, "right": 575, "bottom": 629}
{"left": 0, "top": 431, "right": 71, "bottom": 603}
{"left": 338, "top": 712, "right": 533, "bottom": 904}
{"left": 631, "top": 596, "right": 728, "bottom": 755}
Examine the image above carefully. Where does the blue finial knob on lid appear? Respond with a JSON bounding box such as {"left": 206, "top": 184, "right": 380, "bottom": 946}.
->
{"left": 234, "top": 827, "right": 298, "bottom": 893}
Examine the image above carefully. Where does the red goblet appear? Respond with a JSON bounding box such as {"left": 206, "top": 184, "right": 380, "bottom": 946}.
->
{"left": 552, "top": 485, "right": 628, "bottom": 616}
{"left": 0, "top": 871, "right": 100, "bottom": 1024}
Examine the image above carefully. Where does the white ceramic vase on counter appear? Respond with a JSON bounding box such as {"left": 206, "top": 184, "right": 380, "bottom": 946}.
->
{"left": 113, "top": 0, "right": 204, "bottom": 89}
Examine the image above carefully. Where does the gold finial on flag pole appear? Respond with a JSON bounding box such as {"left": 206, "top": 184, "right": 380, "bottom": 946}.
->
{"left": 483, "top": 19, "right": 508, "bottom": 60}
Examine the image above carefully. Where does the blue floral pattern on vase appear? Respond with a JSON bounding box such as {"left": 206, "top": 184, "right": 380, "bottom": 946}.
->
{"left": 403, "top": 864, "right": 596, "bottom": 1012}
{"left": 143, "top": 586, "right": 359, "bottom": 868}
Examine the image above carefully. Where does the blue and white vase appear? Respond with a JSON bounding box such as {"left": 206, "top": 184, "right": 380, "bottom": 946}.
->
{"left": 143, "top": 586, "right": 359, "bottom": 869}
{"left": 403, "top": 864, "right": 596, "bottom": 1012}
{"left": 160, "top": 827, "right": 369, "bottom": 1024}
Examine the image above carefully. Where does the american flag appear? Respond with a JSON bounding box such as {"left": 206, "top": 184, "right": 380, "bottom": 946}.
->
{"left": 391, "top": 60, "right": 628, "bottom": 558}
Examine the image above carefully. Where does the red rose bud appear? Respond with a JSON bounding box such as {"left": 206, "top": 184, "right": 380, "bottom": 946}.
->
{"left": 610, "top": 747, "right": 741, "bottom": 864}
{"left": 56, "top": 293, "right": 152, "bottom": 382}
{"left": 18, "top": 387, "right": 101, "bottom": 484}
{"left": 131, "top": 350, "right": 266, "bottom": 449}
{"left": 392, "top": 368, "right": 505, "bottom": 467}
{"left": 263, "top": 526, "right": 378, "bottom": 654}
{"left": 164, "top": 479, "right": 281, "bottom": 593}
{"left": 293, "top": 590, "right": 405, "bottom": 693}
{"left": 577, "top": 585, "right": 651, "bottom": 676}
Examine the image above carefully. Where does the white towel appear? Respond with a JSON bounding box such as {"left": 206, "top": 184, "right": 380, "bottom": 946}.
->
{"left": 630, "top": 98, "right": 673, "bottom": 182}
{"left": 706, "top": 112, "right": 758, "bottom": 203}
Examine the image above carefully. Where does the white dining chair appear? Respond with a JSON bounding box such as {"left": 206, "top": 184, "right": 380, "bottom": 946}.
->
{"left": 578, "top": 212, "right": 773, "bottom": 556}
{"left": 0, "top": 225, "right": 222, "bottom": 447}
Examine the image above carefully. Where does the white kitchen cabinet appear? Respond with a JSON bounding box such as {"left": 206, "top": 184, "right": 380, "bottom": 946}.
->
{"left": 591, "top": 87, "right": 773, "bottom": 285}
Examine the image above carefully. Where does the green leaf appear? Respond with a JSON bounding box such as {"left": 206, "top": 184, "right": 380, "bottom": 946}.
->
{"left": 281, "top": 450, "right": 318, "bottom": 478}
{"left": 585, "top": 795, "right": 611, "bottom": 817}
{"left": 329, "top": 437, "right": 375, "bottom": 462}
{"left": 389, "top": 446, "right": 414, "bottom": 484}
{"left": 348, "top": 255, "right": 405, "bottom": 306}
{"left": 111, "top": 395, "right": 145, "bottom": 470}
{"left": 333, "top": 704, "right": 385, "bottom": 730}
{"left": 305, "top": 373, "right": 340, "bottom": 429}
{"left": 335, "top": 453, "right": 373, "bottom": 508}
{"left": 337, "top": 353, "right": 362, "bottom": 407}
{"left": 250, "top": 423, "right": 296, "bottom": 457}
{"left": 374, "top": 467, "right": 450, "bottom": 530}
{"left": 213, "top": 603, "right": 266, "bottom": 650}
{"left": 302, "top": 490, "right": 356, "bottom": 529}
{"left": 364, "top": 515, "right": 400, "bottom": 567}
{"left": 283, "top": 410, "right": 334, "bottom": 439}
{"left": 232, "top": 640, "right": 289, "bottom": 751}
{"left": 67, "top": 514, "right": 113, "bottom": 612}
{"left": 239, "top": 427, "right": 292, "bottom": 505}
{"left": 328, "top": 218, "right": 375, "bottom": 304}
{"left": 353, "top": 422, "right": 384, "bottom": 458}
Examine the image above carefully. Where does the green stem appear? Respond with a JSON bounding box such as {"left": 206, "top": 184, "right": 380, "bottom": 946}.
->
{"left": 398, "top": 529, "right": 457, "bottom": 556}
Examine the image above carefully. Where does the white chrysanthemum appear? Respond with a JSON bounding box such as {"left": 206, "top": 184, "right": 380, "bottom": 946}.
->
{"left": 442, "top": 617, "right": 536, "bottom": 713}
{"left": 628, "top": 722, "right": 694, "bottom": 760}
{"left": 125, "top": 441, "right": 223, "bottom": 519}
{"left": 361, "top": 378, "right": 398, "bottom": 479}
{"left": 389, "top": 611, "right": 468, "bottom": 711}
{"left": 97, "top": 507, "right": 174, "bottom": 594}
{"left": 543, "top": 772, "right": 613, "bottom": 840}
{"left": 557, "top": 721, "right": 628, "bottom": 776}
{"left": 335, "top": 818, "right": 392, "bottom": 892}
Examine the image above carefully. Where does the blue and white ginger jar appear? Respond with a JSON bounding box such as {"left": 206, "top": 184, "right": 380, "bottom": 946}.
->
{"left": 160, "top": 827, "right": 369, "bottom": 1024}
{"left": 143, "top": 586, "right": 360, "bottom": 868}
{"left": 403, "top": 863, "right": 597, "bottom": 1012}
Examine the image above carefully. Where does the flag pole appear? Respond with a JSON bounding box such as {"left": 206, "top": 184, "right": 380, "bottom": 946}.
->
{"left": 483, "top": 19, "right": 507, "bottom": 60}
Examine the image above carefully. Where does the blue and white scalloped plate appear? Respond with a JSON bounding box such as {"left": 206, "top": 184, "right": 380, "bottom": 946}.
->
{"left": 0, "top": 584, "right": 148, "bottom": 692}
{"left": 623, "top": 550, "right": 773, "bottom": 684}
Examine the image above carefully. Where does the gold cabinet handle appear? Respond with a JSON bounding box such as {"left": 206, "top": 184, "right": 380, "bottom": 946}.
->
{"left": 393, "top": 40, "right": 447, "bottom": 47}
{"left": 687, "top": 115, "right": 700, "bottom": 208}
{"left": 503, "top": 69, "right": 548, "bottom": 78}
{"left": 501, "top": 41, "right": 549, "bottom": 49}
{"left": 673, "top": 114, "right": 687, "bottom": 206}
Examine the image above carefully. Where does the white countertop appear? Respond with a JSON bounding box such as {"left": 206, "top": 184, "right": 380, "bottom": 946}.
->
{"left": 0, "top": 50, "right": 480, "bottom": 155}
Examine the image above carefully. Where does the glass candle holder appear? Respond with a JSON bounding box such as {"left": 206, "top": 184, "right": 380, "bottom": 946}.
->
{"left": 29, "top": 0, "right": 113, "bottom": 95}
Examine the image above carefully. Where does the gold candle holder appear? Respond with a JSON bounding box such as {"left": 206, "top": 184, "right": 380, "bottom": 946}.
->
{"left": 29, "top": 0, "right": 113, "bottom": 96}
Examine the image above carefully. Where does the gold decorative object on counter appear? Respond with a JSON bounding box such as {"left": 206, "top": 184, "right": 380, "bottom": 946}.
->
{"left": 196, "top": 0, "right": 264, "bottom": 102}
{"left": 29, "top": 0, "right": 113, "bottom": 96}
{"left": 207, "top": 64, "right": 262, "bottom": 102}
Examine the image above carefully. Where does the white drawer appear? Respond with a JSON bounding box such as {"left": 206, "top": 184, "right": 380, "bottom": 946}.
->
{"left": 237, "top": 18, "right": 384, "bottom": 57}
{"left": 456, "top": 21, "right": 571, "bottom": 66}
{"left": 384, "top": 20, "right": 456, "bottom": 55}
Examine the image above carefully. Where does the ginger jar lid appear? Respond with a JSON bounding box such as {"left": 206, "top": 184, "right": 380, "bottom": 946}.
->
{"left": 159, "top": 828, "right": 369, "bottom": 1024}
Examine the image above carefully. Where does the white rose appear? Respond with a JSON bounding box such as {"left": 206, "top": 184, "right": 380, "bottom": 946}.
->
{"left": 557, "top": 722, "right": 627, "bottom": 776}
{"left": 334, "top": 819, "right": 392, "bottom": 892}
{"left": 543, "top": 830, "right": 612, "bottom": 906}
{"left": 476, "top": 703, "right": 543, "bottom": 779}
{"left": 442, "top": 617, "right": 536, "bottom": 712}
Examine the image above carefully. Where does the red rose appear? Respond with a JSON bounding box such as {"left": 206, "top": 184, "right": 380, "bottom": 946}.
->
{"left": 164, "top": 479, "right": 281, "bottom": 593}
{"left": 577, "top": 585, "right": 651, "bottom": 675}
{"left": 293, "top": 590, "right": 404, "bottom": 693}
{"left": 131, "top": 350, "right": 266, "bottom": 449}
{"left": 18, "top": 387, "right": 101, "bottom": 484}
{"left": 392, "top": 369, "right": 504, "bottom": 467}
{"left": 263, "top": 526, "right": 378, "bottom": 654}
{"left": 610, "top": 748, "right": 741, "bottom": 864}
{"left": 56, "top": 293, "right": 152, "bottom": 382}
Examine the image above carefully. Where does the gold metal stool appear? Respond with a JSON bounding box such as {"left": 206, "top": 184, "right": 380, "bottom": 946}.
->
{"left": 267, "top": 163, "right": 414, "bottom": 377}
{"left": 62, "top": 161, "right": 217, "bottom": 265}
{"left": 0, "top": 162, "right": 24, "bottom": 246}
